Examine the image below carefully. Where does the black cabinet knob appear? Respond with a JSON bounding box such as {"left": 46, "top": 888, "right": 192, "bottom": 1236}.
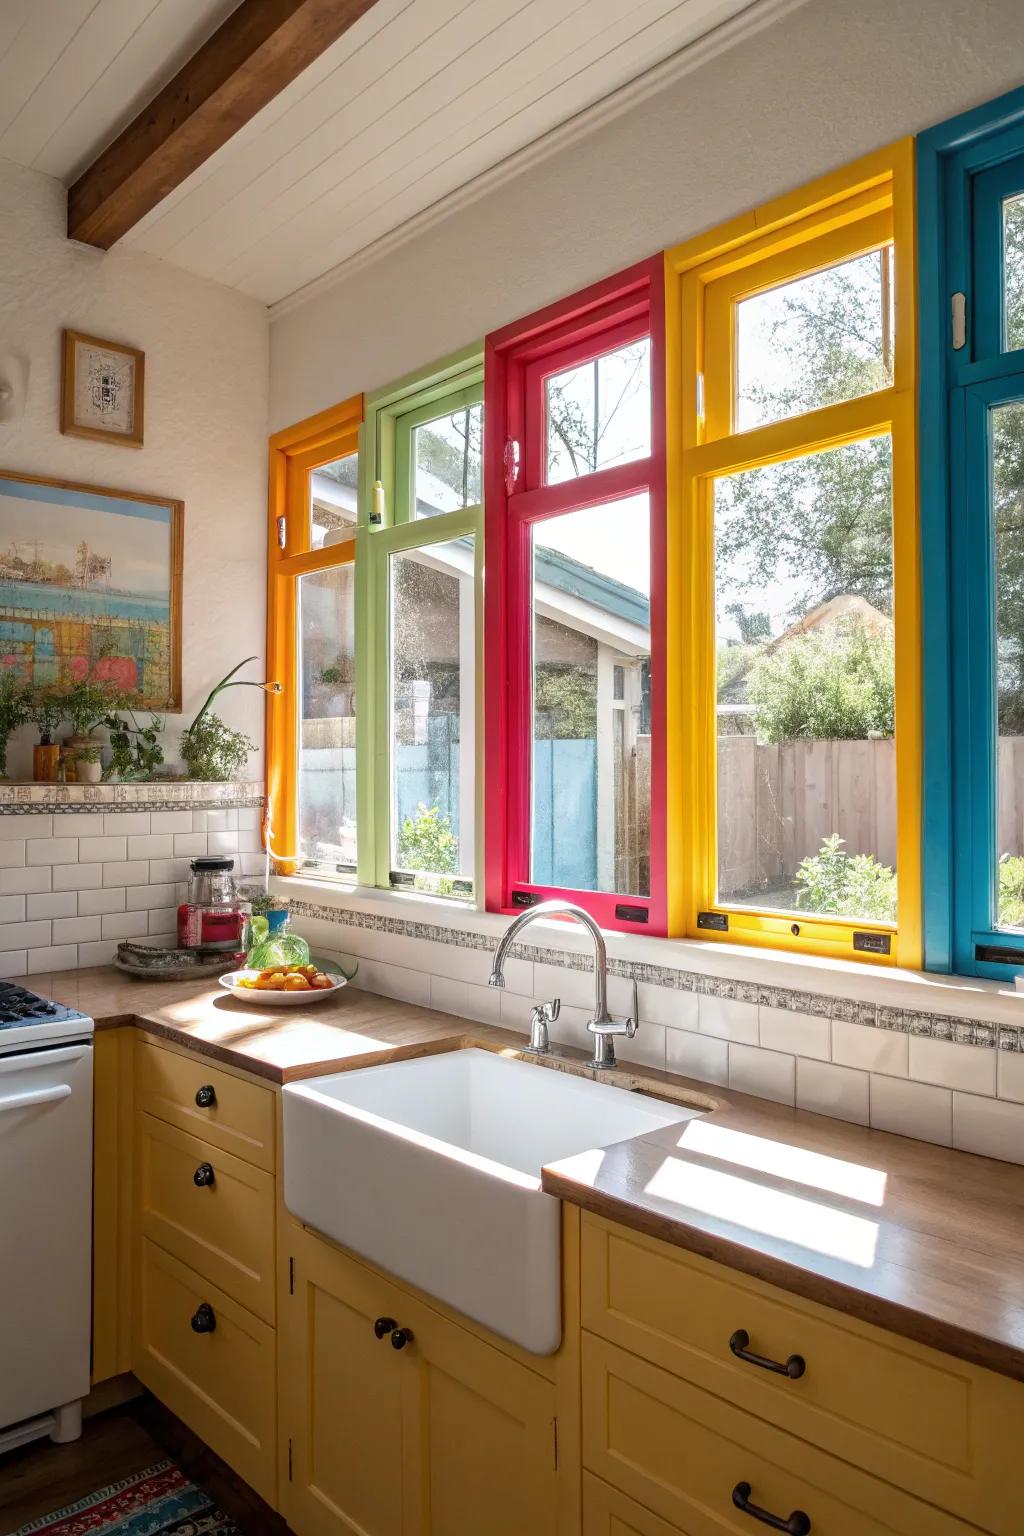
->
{"left": 195, "top": 1084, "right": 217, "bottom": 1108}
{"left": 190, "top": 1302, "right": 216, "bottom": 1334}
{"left": 390, "top": 1327, "right": 414, "bottom": 1351}
{"left": 374, "top": 1316, "right": 397, "bottom": 1340}
{"left": 193, "top": 1162, "right": 215, "bottom": 1188}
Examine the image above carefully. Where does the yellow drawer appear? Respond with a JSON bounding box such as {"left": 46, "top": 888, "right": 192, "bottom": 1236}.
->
{"left": 133, "top": 1239, "right": 276, "bottom": 1506}
{"left": 583, "top": 1332, "right": 980, "bottom": 1536}
{"left": 135, "top": 1035, "right": 275, "bottom": 1171}
{"left": 584, "top": 1473, "right": 684, "bottom": 1536}
{"left": 582, "top": 1213, "right": 1019, "bottom": 1535}
{"left": 137, "top": 1113, "right": 275, "bottom": 1323}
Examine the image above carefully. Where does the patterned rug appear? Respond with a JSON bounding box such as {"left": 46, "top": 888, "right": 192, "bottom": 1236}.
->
{"left": 11, "top": 1460, "right": 242, "bottom": 1536}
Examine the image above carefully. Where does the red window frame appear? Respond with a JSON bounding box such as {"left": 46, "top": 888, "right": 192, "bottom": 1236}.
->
{"left": 483, "top": 258, "right": 666, "bottom": 934}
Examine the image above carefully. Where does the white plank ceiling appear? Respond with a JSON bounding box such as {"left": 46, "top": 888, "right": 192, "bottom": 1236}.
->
{"left": 1, "top": 0, "right": 764, "bottom": 307}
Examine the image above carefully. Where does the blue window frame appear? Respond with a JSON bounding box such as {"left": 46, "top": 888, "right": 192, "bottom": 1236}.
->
{"left": 920, "top": 85, "right": 1024, "bottom": 977}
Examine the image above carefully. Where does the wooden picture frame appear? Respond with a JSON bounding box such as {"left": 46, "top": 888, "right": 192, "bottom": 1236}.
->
{"left": 61, "top": 329, "right": 145, "bottom": 448}
{"left": 0, "top": 468, "right": 183, "bottom": 710}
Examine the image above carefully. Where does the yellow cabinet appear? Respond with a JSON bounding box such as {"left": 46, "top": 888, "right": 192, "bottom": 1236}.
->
{"left": 280, "top": 1221, "right": 562, "bottom": 1536}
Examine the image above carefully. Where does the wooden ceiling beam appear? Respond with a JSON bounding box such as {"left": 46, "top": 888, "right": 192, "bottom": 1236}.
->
{"left": 68, "top": 0, "right": 379, "bottom": 250}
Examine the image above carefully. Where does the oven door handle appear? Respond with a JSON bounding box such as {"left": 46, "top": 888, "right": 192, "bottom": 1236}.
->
{"left": 0, "top": 1084, "right": 72, "bottom": 1113}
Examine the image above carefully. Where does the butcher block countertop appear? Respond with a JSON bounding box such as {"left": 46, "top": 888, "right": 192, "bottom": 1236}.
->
{"left": 31, "top": 965, "right": 1024, "bottom": 1383}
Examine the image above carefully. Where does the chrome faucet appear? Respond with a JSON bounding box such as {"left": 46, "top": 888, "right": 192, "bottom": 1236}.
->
{"left": 487, "top": 900, "right": 639, "bottom": 1070}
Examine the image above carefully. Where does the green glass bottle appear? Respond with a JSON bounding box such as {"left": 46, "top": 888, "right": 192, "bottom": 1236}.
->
{"left": 244, "top": 907, "right": 310, "bottom": 969}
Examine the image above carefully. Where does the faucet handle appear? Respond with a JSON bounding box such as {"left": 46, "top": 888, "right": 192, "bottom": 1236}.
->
{"left": 626, "top": 978, "right": 640, "bottom": 1038}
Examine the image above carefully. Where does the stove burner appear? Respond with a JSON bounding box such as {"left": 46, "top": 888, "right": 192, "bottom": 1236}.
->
{"left": 0, "top": 983, "right": 85, "bottom": 1030}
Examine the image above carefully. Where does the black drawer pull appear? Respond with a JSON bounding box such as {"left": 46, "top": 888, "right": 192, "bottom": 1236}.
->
{"left": 191, "top": 1302, "right": 216, "bottom": 1334}
{"left": 374, "top": 1316, "right": 397, "bottom": 1339}
{"left": 730, "top": 1329, "right": 805, "bottom": 1379}
{"left": 195, "top": 1084, "right": 217, "bottom": 1108}
{"left": 390, "top": 1327, "right": 414, "bottom": 1350}
{"left": 193, "top": 1162, "right": 215, "bottom": 1187}
{"left": 732, "top": 1482, "right": 810, "bottom": 1534}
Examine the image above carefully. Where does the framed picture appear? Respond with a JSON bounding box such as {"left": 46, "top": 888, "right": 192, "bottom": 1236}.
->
{"left": 0, "top": 470, "right": 182, "bottom": 710}
{"left": 61, "top": 330, "right": 145, "bottom": 448}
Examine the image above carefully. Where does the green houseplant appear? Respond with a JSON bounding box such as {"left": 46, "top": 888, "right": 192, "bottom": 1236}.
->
{"left": 102, "top": 709, "right": 164, "bottom": 782}
{"left": 180, "top": 657, "right": 275, "bottom": 782}
{"left": 0, "top": 672, "right": 29, "bottom": 780}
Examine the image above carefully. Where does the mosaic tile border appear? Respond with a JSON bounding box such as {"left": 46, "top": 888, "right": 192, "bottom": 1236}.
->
{"left": 0, "top": 781, "right": 263, "bottom": 813}
{"left": 289, "top": 898, "right": 1024, "bottom": 1054}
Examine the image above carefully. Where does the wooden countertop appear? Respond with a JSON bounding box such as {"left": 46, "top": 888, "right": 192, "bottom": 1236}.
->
{"left": 34, "top": 966, "right": 1024, "bottom": 1383}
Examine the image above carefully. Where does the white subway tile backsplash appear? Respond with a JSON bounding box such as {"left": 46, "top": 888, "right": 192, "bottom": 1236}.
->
{"left": 870, "top": 1075, "right": 952, "bottom": 1146}
{"left": 953, "top": 1092, "right": 1024, "bottom": 1164}
{"left": 355, "top": 957, "right": 431, "bottom": 1007}
{"left": 102, "top": 861, "right": 150, "bottom": 887}
{"left": 207, "top": 831, "right": 241, "bottom": 856}
{"left": 0, "top": 814, "right": 51, "bottom": 839}
{"left": 458, "top": 981, "right": 503, "bottom": 1026}
{"left": 796, "top": 1059, "right": 869, "bottom": 1125}
{"left": 78, "top": 836, "right": 127, "bottom": 862}
{"left": 26, "top": 891, "right": 76, "bottom": 920}
{"left": 909, "top": 1036, "right": 996, "bottom": 1096}
{"left": 429, "top": 975, "right": 468, "bottom": 1016}
{"left": 637, "top": 982, "right": 699, "bottom": 1031}
{"left": 26, "top": 945, "right": 78, "bottom": 973}
{"left": 101, "top": 911, "right": 149, "bottom": 940}
{"left": 127, "top": 834, "right": 174, "bottom": 860}
{"left": 832, "top": 1019, "right": 908, "bottom": 1077}
{"left": 617, "top": 1020, "right": 667, "bottom": 1072}
{"left": 26, "top": 838, "right": 77, "bottom": 865}
{"left": 237, "top": 809, "right": 261, "bottom": 831}
{"left": 0, "top": 894, "right": 25, "bottom": 923}
{"left": 78, "top": 939, "right": 119, "bottom": 967}
{"left": 235, "top": 829, "right": 264, "bottom": 854}
{"left": 102, "top": 812, "right": 151, "bottom": 835}
{"left": 150, "top": 811, "right": 194, "bottom": 833}
{"left": 54, "top": 862, "right": 102, "bottom": 890}
{"left": 53, "top": 814, "right": 100, "bottom": 837}
{"left": 3, "top": 921, "right": 51, "bottom": 949}
{"left": 759, "top": 1007, "right": 830, "bottom": 1061}
{"left": 729, "top": 1043, "right": 795, "bottom": 1105}
{"left": 193, "top": 809, "right": 237, "bottom": 832}
{"left": 666, "top": 1027, "right": 729, "bottom": 1087}
{"left": 126, "top": 882, "right": 178, "bottom": 911}
{"left": 52, "top": 915, "right": 102, "bottom": 944}
{"left": 78, "top": 887, "right": 126, "bottom": 917}
{"left": 148, "top": 908, "right": 179, "bottom": 935}
{"left": 0, "top": 866, "right": 50, "bottom": 894}
{"left": 173, "top": 833, "right": 207, "bottom": 857}
{"left": 239, "top": 854, "right": 265, "bottom": 876}
{"left": 148, "top": 931, "right": 177, "bottom": 948}
{"left": 0, "top": 842, "right": 26, "bottom": 868}
{"left": 698, "top": 994, "right": 758, "bottom": 1044}
{"left": 0, "top": 949, "right": 27, "bottom": 977}
{"left": 997, "top": 1051, "right": 1024, "bottom": 1104}
{"left": 149, "top": 858, "right": 190, "bottom": 884}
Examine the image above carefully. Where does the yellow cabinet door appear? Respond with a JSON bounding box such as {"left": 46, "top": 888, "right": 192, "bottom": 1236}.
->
{"left": 281, "top": 1224, "right": 561, "bottom": 1536}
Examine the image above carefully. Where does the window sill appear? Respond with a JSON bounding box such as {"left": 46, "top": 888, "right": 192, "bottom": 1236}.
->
{"left": 271, "top": 873, "right": 1024, "bottom": 1029}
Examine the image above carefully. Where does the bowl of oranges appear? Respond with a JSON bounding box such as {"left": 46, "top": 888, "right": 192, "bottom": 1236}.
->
{"left": 219, "top": 963, "right": 347, "bottom": 1005}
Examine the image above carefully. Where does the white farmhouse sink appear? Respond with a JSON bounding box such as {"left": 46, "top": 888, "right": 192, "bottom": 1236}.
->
{"left": 282, "top": 1046, "right": 700, "bottom": 1354}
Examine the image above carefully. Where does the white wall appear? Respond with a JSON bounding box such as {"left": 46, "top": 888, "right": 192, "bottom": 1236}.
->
{"left": 0, "top": 158, "right": 269, "bottom": 778}
{"left": 270, "top": 0, "right": 1024, "bottom": 428}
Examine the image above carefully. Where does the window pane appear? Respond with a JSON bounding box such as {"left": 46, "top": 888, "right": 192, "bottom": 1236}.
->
{"left": 531, "top": 494, "right": 650, "bottom": 896}
{"left": 390, "top": 537, "right": 475, "bottom": 895}
{"left": 993, "top": 402, "right": 1024, "bottom": 928}
{"left": 297, "top": 564, "right": 356, "bottom": 874}
{"left": 1004, "top": 194, "right": 1024, "bottom": 351}
{"left": 545, "top": 339, "right": 650, "bottom": 484}
{"left": 310, "top": 453, "right": 358, "bottom": 549}
{"left": 414, "top": 404, "right": 482, "bottom": 517}
{"left": 714, "top": 437, "right": 896, "bottom": 924}
{"left": 736, "top": 248, "right": 894, "bottom": 432}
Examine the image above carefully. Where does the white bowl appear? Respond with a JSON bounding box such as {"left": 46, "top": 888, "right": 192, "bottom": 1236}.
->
{"left": 219, "top": 969, "right": 348, "bottom": 1005}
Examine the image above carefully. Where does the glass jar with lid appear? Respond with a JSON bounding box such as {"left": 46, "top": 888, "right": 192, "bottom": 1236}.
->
{"left": 176, "top": 856, "right": 244, "bottom": 950}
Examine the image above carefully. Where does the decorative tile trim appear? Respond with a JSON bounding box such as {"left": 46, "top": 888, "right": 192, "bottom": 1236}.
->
{"left": 289, "top": 897, "right": 1024, "bottom": 1053}
{"left": 0, "top": 781, "right": 263, "bottom": 813}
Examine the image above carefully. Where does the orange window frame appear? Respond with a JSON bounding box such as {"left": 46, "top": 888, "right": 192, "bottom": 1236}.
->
{"left": 266, "top": 394, "right": 363, "bottom": 873}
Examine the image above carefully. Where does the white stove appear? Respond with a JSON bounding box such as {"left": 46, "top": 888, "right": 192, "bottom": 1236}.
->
{"left": 0, "top": 982, "right": 94, "bottom": 1453}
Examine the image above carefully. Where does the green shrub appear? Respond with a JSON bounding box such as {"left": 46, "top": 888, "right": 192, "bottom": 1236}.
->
{"left": 793, "top": 834, "right": 897, "bottom": 922}
{"left": 999, "top": 855, "right": 1024, "bottom": 929}
{"left": 180, "top": 713, "right": 254, "bottom": 782}
{"left": 398, "top": 802, "right": 457, "bottom": 876}
{"left": 747, "top": 621, "right": 894, "bottom": 743}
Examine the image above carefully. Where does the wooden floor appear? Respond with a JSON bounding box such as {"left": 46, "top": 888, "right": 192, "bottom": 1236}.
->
{"left": 0, "top": 1395, "right": 287, "bottom": 1536}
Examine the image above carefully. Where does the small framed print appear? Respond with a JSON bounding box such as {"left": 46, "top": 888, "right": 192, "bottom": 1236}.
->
{"left": 61, "top": 329, "right": 145, "bottom": 448}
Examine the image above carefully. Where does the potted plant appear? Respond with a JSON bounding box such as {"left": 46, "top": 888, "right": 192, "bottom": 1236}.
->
{"left": 180, "top": 657, "right": 277, "bottom": 782}
{"left": 29, "top": 691, "right": 65, "bottom": 783}
{"left": 102, "top": 709, "right": 164, "bottom": 782}
{"left": 0, "top": 671, "right": 29, "bottom": 782}
{"left": 74, "top": 742, "right": 103, "bottom": 784}
{"left": 59, "top": 675, "right": 117, "bottom": 759}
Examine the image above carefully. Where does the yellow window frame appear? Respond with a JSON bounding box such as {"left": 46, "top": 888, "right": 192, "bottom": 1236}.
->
{"left": 665, "top": 140, "right": 920, "bottom": 967}
{"left": 266, "top": 394, "right": 363, "bottom": 874}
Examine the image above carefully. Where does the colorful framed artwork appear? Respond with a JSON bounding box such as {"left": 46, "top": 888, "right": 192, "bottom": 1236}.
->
{"left": 61, "top": 329, "right": 145, "bottom": 447}
{"left": 0, "top": 470, "right": 183, "bottom": 709}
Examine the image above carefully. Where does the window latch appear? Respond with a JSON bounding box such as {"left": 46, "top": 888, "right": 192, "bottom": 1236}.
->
{"left": 951, "top": 292, "right": 967, "bottom": 351}
{"left": 696, "top": 371, "right": 705, "bottom": 423}
{"left": 503, "top": 438, "right": 520, "bottom": 495}
{"left": 276, "top": 514, "right": 287, "bottom": 550}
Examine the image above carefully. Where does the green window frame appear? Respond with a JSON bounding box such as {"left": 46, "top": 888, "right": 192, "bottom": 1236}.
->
{"left": 356, "top": 345, "right": 484, "bottom": 898}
